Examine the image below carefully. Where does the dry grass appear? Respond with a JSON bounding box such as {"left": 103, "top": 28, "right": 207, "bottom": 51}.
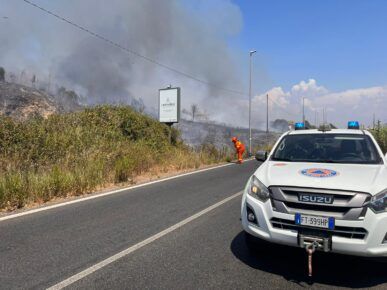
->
{"left": 0, "top": 105, "right": 232, "bottom": 211}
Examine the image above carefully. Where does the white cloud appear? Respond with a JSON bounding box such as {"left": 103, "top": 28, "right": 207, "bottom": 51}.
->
{"left": 291, "top": 79, "right": 328, "bottom": 96}
{"left": 316, "top": 86, "right": 386, "bottom": 107}
{"left": 251, "top": 79, "right": 387, "bottom": 128}
{"left": 253, "top": 86, "right": 290, "bottom": 109}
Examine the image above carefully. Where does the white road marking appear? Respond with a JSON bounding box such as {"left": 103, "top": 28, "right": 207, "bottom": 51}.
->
{"left": 0, "top": 160, "right": 252, "bottom": 222}
{"left": 47, "top": 191, "right": 243, "bottom": 290}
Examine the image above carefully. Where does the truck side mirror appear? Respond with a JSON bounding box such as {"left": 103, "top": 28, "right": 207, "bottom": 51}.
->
{"left": 255, "top": 151, "right": 268, "bottom": 162}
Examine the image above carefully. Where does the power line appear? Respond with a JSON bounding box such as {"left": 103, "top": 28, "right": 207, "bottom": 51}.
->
{"left": 22, "top": 0, "right": 307, "bottom": 122}
{"left": 22, "top": 0, "right": 248, "bottom": 97}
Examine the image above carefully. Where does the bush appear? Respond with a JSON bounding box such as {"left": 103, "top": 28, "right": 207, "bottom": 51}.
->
{"left": 0, "top": 105, "right": 228, "bottom": 210}
{"left": 371, "top": 121, "right": 387, "bottom": 154}
{"left": 114, "top": 156, "right": 136, "bottom": 183}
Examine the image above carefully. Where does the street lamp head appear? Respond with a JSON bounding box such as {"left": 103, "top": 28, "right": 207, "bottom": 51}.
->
{"left": 249, "top": 50, "right": 257, "bottom": 55}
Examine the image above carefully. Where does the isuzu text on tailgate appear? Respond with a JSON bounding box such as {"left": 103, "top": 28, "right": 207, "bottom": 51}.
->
{"left": 241, "top": 121, "right": 387, "bottom": 276}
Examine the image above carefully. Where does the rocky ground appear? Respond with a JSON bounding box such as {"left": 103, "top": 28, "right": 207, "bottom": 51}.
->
{"left": 0, "top": 81, "right": 60, "bottom": 120}
{"left": 0, "top": 81, "right": 82, "bottom": 120}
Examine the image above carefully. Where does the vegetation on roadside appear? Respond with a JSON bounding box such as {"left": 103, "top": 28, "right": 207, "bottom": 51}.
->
{"left": 371, "top": 121, "right": 387, "bottom": 154}
{"left": 0, "top": 106, "right": 232, "bottom": 210}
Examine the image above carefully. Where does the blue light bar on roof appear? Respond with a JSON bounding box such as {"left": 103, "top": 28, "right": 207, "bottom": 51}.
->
{"left": 348, "top": 121, "right": 360, "bottom": 129}
{"left": 295, "top": 122, "right": 305, "bottom": 130}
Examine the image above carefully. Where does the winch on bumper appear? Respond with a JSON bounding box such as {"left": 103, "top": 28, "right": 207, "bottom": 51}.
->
{"left": 241, "top": 192, "right": 387, "bottom": 257}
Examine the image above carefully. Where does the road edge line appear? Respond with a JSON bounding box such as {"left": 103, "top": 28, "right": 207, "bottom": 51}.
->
{"left": 0, "top": 160, "right": 252, "bottom": 222}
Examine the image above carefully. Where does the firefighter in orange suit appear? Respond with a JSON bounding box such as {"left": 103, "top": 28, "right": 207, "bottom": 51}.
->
{"left": 232, "top": 137, "right": 245, "bottom": 164}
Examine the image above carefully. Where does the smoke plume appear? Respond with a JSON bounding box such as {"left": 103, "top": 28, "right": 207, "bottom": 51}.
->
{"left": 1, "top": 0, "right": 250, "bottom": 124}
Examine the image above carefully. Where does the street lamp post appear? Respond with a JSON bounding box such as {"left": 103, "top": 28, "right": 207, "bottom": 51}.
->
{"left": 249, "top": 50, "right": 256, "bottom": 156}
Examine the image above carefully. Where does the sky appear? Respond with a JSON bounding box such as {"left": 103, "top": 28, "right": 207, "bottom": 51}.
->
{"left": 235, "top": 0, "right": 387, "bottom": 91}
{"left": 232, "top": 0, "right": 387, "bottom": 127}
{"left": 1, "top": 0, "right": 386, "bottom": 128}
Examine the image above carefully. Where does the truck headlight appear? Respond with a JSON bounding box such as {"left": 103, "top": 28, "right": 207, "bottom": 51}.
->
{"left": 369, "top": 189, "right": 387, "bottom": 213}
{"left": 248, "top": 175, "right": 270, "bottom": 202}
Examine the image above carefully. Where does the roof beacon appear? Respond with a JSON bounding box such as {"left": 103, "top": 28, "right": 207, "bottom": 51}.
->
{"left": 348, "top": 121, "right": 360, "bottom": 130}
{"left": 295, "top": 122, "right": 305, "bottom": 130}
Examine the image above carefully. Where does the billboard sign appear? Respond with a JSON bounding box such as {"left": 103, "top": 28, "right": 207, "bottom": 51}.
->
{"left": 159, "top": 87, "right": 180, "bottom": 123}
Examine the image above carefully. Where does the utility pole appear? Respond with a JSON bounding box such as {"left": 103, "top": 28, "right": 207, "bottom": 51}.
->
{"left": 302, "top": 97, "right": 306, "bottom": 125}
{"left": 315, "top": 111, "right": 318, "bottom": 128}
{"left": 322, "top": 108, "right": 325, "bottom": 125}
{"left": 248, "top": 50, "right": 256, "bottom": 156}
{"left": 47, "top": 70, "right": 51, "bottom": 93}
{"left": 373, "top": 113, "right": 376, "bottom": 130}
{"left": 322, "top": 107, "right": 328, "bottom": 125}
{"left": 265, "top": 94, "right": 270, "bottom": 152}
{"left": 266, "top": 94, "right": 269, "bottom": 134}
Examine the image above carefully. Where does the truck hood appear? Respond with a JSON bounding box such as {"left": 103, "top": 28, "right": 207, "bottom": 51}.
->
{"left": 255, "top": 161, "right": 387, "bottom": 195}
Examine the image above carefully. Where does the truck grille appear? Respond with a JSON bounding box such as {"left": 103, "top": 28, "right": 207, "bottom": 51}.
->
{"left": 270, "top": 187, "right": 371, "bottom": 220}
{"left": 271, "top": 218, "right": 368, "bottom": 240}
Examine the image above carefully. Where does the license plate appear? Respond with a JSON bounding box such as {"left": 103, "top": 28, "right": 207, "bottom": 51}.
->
{"left": 295, "top": 213, "right": 335, "bottom": 230}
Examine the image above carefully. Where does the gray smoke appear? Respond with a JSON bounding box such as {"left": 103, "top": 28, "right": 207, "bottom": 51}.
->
{"left": 0, "top": 0, "right": 257, "bottom": 125}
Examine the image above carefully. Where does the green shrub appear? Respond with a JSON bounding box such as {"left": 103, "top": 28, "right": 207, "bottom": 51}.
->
{"left": 0, "top": 105, "right": 228, "bottom": 210}
{"left": 371, "top": 121, "right": 387, "bottom": 154}
{"left": 114, "top": 156, "right": 136, "bottom": 183}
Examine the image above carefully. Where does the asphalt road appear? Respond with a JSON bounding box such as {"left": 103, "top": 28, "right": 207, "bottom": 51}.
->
{"left": 0, "top": 160, "right": 386, "bottom": 289}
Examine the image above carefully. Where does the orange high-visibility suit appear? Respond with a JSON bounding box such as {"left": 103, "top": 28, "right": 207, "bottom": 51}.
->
{"left": 232, "top": 137, "right": 245, "bottom": 164}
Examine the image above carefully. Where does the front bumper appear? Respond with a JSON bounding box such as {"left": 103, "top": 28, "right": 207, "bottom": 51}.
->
{"left": 241, "top": 192, "right": 387, "bottom": 257}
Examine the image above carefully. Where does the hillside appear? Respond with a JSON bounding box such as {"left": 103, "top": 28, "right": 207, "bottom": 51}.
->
{"left": 0, "top": 82, "right": 59, "bottom": 120}
{"left": 0, "top": 81, "right": 279, "bottom": 152}
{"left": 0, "top": 81, "right": 281, "bottom": 211}
{"left": 177, "top": 119, "right": 280, "bottom": 151}
{"left": 0, "top": 81, "right": 81, "bottom": 120}
{"left": 0, "top": 106, "right": 230, "bottom": 210}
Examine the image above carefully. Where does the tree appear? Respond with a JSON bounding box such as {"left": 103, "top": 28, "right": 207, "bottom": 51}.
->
{"left": 271, "top": 119, "right": 289, "bottom": 132}
{"left": 131, "top": 97, "right": 146, "bottom": 113}
{"left": 182, "top": 103, "right": 211, "bottom": 122}
{"left": 182, "top": 103, "right": 202, "bottom": 121}
{"left": 20, "top": 70, "right": 26, "bottom": 84}
{"left": 329, "top": 123, "right": 337, "bottom": 129}
{"left": 57, "top": 86, "right": 80, "bottom": 111}
{"left": 198, "top": 109, "right": 209, "bottom": 122}
{"left": 189, "top": 104, "right": 199, "bottom": 121}
{"left": 305, "top": 120, "right": 316, "bottom": 129}
{"left": 9, "top": 73, "right": 17, "bottom": 83}
{"left": 0, "top": 67, "right": 5, "bottom": 82}
{"left": 31, "top": 74, "right": 36, "bottom": 88}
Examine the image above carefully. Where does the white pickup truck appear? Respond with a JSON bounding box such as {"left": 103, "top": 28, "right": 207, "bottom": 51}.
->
{"left": 241, "top": 122, "right": 387, "bottom": 257}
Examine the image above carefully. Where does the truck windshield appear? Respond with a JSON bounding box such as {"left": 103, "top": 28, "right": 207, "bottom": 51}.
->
{"left": 272, "top": 134, "right": 383, "bottom": 164}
